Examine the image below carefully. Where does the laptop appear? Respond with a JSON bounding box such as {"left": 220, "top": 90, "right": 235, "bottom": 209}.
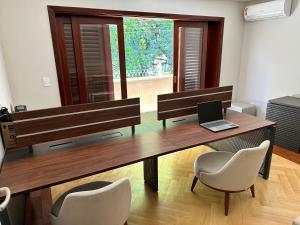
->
{"left": 197, "top": 101, "right": 238, "bottom": 132}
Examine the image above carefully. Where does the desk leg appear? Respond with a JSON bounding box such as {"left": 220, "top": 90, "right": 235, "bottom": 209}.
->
{"left": 162, "top": 120, "right": 166, "bottom": 128}
{"left": 25, "top": 188, "right": 52, "bottom": 225}
{"left": 0, "top": 209, "right": 10, "bottom": 225}
{"left": 28, "top": 145, "right": 33, "bottom": 154}
{"left": 131, "top": 125, "right": 135, "bottom": 135}
{"left": 262, "top": 125, "right": 276, "bottom": 180}
{"left": 143, "top": 156, "right": 158, "bottom": 192}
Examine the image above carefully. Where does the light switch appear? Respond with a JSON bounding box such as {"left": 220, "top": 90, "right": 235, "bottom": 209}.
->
{"left": 42, "top": 77, "right": 51, "bottom": 87}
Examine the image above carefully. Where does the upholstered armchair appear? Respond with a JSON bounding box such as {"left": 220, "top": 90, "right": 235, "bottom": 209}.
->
{"left": 191, "top": 140, "right": 270, "bottom": 215}
{"left": 50, "top": 178, "right": 131, "bottom": 225}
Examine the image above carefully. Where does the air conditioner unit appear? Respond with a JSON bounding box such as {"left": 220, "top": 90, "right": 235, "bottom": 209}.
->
{"left": 244, "top": 0, "right": 292, "bottom": 22}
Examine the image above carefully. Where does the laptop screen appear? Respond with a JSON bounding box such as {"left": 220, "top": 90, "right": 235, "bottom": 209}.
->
{"left": 197, "top": 101, "right": 223, "bottom": 124}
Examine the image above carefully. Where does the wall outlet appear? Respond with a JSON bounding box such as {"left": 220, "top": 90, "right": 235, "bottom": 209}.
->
{"left": 42, "top": 77, "right": 51, "bottom": 87}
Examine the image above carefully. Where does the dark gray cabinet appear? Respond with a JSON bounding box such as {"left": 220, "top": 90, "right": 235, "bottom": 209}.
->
{"left": 266, "top": 96, "right": 300, "bottom": 152}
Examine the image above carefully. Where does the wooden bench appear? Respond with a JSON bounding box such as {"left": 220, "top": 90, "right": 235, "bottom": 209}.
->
{"left": 1, "top": 98, "right": 141, "bottom": 150}
{"left": 157, "top": 86, "right": 233, "bottom": 127}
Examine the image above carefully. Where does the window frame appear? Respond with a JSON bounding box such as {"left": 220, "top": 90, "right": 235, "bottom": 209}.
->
{"left": 48, "top": 6, "right": 224, "bottom": 105}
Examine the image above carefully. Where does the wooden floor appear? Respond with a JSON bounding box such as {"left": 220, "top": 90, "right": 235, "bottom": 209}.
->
{"left": 51, "top": 146, "right": 300, "bottom": 225}
{"left": 273, "top": 146, "right": 300, "bottom": 165}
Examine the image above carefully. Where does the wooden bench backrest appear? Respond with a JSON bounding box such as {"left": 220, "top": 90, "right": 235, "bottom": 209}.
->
{"left": 157, "top": 86, "right": 233, "bottom": 121}
{"left": 1, "top": 98, "right": 140, "bottom": 149}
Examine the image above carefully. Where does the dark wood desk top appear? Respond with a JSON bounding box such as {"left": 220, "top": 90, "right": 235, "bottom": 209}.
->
{"left": 158, "top": 113, "right": 275, "bottom": 150}
{"left": 0, "top": 112, "right": 275, "bottom": 196}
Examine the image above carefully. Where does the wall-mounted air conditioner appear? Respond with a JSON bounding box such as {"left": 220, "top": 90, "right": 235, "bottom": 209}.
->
{"left": 244, "top": 0, "right": 292, "bottom": 22}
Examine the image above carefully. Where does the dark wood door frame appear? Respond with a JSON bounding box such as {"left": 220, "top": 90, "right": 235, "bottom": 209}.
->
{"left": 49, "top": 11, "right": 69, "bottom": 106}
{"left": 48, "top": 6, "right": 224, "bottom": 105}
{"left": 70, "top": 17, "right": 88, "bottom": 103}
{"left": 48, "top": 6, "right": 225, "bottom": 21}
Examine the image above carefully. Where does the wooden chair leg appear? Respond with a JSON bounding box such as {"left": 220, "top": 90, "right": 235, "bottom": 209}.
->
{"left": 224, "top": 192, "right": 230, "bottom": 216}
{"left": 250, "top": 185, "right": 255, "bottom": 198}
{"left": 191, "top": 176, "right": 198, "bottom": 192}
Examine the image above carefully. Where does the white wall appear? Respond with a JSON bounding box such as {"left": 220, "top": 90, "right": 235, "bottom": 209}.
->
{"left": 0, "top": 42, "right": 12, "bottom": 164}
{"left": 0, "top": 0, "right": 245, "bottom": 110}
{"left": 238, "top": 0, "right": 300, "bottom": 117}
{"left": 0, "top": 44, "right": 12, "bottom": 109}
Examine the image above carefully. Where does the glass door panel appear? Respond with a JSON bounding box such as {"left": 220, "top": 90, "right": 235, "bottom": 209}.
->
{"left": 56, "top": 17, "right": 81, "bottom": 105}
{"left": 56, "top": 16, "right": 127, "bottom": 105}
{"left": 79, "top": 23, "right": 119, "bottom": 102}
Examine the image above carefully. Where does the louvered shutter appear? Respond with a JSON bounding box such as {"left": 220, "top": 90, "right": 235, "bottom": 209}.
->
{"left": 174, "top": 21, "right": 208, "bottom": 92}
{"left": 182, "top": 27, "right": 203, "bottom": 90}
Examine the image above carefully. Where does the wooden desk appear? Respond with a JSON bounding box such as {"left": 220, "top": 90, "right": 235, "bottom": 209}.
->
{"left": 0, "top": 112, "right": 275, "bottom": 225}
{"left": 0, "top": 112, "right": 275, "bottom": 195}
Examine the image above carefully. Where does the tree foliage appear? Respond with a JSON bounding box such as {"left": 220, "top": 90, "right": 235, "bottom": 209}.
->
{"left": 110, "top": 18, "right": 173, "bottom": 78}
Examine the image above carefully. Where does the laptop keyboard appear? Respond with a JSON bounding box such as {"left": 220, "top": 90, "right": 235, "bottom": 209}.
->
{"left": 204, "top": 120, "right": 230, "bottom": 128}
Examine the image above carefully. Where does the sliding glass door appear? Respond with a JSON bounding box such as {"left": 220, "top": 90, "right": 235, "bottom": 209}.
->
{"left": 56, "top": 16, "right": 127, "bottom": 105}
{"left": 49, "top": 8, "right": 224, "bottom": 106}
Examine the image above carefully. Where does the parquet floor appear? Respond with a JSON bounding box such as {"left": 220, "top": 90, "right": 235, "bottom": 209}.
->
{"left": 51, "top": 146, "right": 300, "bottom": 225}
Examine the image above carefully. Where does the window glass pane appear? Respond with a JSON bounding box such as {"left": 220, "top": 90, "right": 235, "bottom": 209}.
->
{"left": 109, "top": 25, "right": 121, "bottom": 100}
{"left": 123, "top": 18, "right": 173, "bottom": 78}
{"left": 79, "top": 24, "right": 121, "bottom": 102}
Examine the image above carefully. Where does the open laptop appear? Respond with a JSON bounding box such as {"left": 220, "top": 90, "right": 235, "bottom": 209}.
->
{"left": 197, "top": 100, "right": 238, "bottom": 132}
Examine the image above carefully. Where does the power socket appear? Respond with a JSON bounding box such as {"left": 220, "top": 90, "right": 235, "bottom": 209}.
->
{"left": 42, "top": 77, "right": 51, "bottom": 87}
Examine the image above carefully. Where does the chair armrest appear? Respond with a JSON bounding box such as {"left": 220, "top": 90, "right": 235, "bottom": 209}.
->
{"left": 0, "top": 187, "right": 11, "bottom": 211}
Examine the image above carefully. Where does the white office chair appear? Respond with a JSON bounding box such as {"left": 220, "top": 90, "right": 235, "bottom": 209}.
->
{"left": 191, "top": 140, "right": 270, "bottom": 215}
{"left": 293, "top": 216, "right": 300, "bottom": 225}
{"left": 0, "top": 187, "right": 11, "bottom": 225}
{"left": 0, "top": 187, "right": 10, "bottom": 212}
{"left": 50, "top": 178, "right": 131, "bottom": 225}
